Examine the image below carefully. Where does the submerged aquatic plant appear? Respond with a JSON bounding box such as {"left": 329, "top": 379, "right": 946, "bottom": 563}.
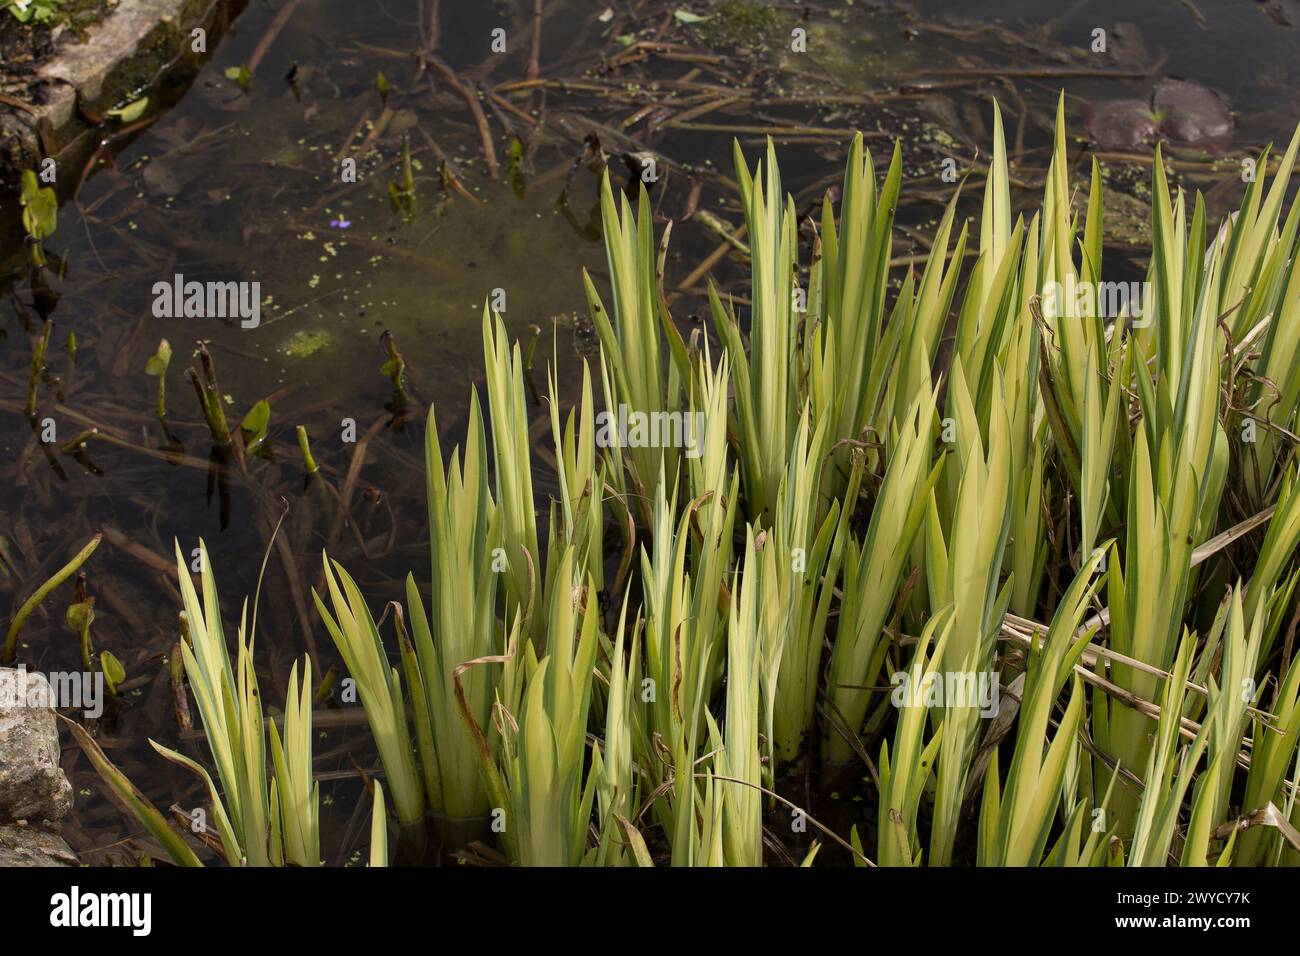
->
{"left": 19, "top": 169, "right": 57, "bottom": 267}
{"left": 143, "top": 339, "right": 172, "bottom": 424}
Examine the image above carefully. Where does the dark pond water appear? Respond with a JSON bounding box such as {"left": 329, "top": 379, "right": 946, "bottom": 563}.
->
{"left": 0, "top": 0, "right": 1297, "bottom": 863}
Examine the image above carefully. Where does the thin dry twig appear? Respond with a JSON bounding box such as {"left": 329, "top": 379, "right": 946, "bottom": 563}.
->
{"left": 427, "top": 55, "right": 500, "bottom": 179}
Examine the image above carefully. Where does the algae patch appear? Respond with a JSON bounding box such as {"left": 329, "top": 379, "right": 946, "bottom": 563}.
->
{"left": 281, "top": 330, "right": 333, "bottom": 359}
{"left": 696, "top": 0, "right": 783, "bottom": 49}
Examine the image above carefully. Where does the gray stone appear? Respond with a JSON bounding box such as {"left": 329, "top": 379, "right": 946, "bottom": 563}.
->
{"left": 39, "top": 0, "right": 188, "bottom": 104}
{"left": 3, "top": 0, "right": 248, "bottom": 186}
{"left": 0, "top": 825, "right": 78, "bottom": 867}
{"left": 0, "top": 668, "right": 74, "bottom": 825}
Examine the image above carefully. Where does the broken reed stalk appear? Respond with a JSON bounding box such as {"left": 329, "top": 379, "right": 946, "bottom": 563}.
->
{"left": 169, "top": 641, "right": 192, "bottom": 731}
{"left": 25, "top": 319, "right": 51, "bottom": 418}
{"left": 187, "top": 342, "right": 232, "bottom": 446}
{"left": 296, "top": 425, "right": 319, "bottom": 475}
{"left": 2, "top": 533, "right": 103, "bottom": 665}
{"left": 313, "top": 664, "right": 338, "bottom": 704}
{"left": 155, "top": 369, "right": 167, "bottom": 423}
{"left": 59, "top": 428, "right": 97, "bottom": 454}
{"left": 63, "top": 331, "right": 78, "bottom": 393}
{"left": 694, "top": 209, "right": 750, "bottom": 253}
{"left": 186, "top": 368, "right": 222, "bottom": 440}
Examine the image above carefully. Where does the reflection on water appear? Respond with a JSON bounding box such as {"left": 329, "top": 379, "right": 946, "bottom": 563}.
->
{"left": 0, "top": 0, "right": 1296, "bottom": 862}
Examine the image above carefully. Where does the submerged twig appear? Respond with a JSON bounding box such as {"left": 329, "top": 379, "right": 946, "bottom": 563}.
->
{"left": 246, "top": 0, "right": 305, "bottom": 75}
{"left": 426, "top": 55, "right": 500, "bottom": 179}
{"left": 25, "top": 320, "right": 51, "bottom": 418}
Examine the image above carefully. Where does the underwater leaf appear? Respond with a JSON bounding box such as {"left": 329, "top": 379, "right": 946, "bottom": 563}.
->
{"left": 65, "top": 599, "right": 94, "bottom": 634}
{"left": 145, "top": 339, "right": 172, "bottom": 377}
{"left": 240, "top": 399, "right": 271, "bottom": 448}
{"left": 225, "top": 65, "right": 252, "bottom": 91}
{"left": 19, "top": 169, "right": 57, "bottom": 241}
{"left": 106, "top": 97, "right": 149, "bottom": 123}
{"left": 239, "top": 400, "right": 274, "bottom": 456}
{"left": 100, "top": 650, "right": 125, "bottom": 694}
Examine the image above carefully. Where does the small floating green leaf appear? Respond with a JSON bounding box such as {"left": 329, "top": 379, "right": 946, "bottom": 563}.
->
{"left": 241, "top": 399, "right": 271, "bottom": 452}
{"left": 106, "top": 97, "right": 149, "bottom": 123}
{"left": 225, "top": 65, "right": 252, "bottom": 91}
{"left": 100, "top": 650, "right": 125, "bottom": 694}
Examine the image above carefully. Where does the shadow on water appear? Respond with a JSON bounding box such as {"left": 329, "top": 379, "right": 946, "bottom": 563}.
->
{"left": 0, "top": 0, "right": 1296, "bottom": 863}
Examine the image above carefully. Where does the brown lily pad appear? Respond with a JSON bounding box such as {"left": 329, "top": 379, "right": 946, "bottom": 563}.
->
{"left": 1084, "top": 99, "right": 1157, "bottom": 150}
{"left": 1154, "top": 78, "right": 1234, "bottom": 145}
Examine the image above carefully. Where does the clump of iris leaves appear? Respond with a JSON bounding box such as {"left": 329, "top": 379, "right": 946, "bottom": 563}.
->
{"left": 81, "top": 96, "right": 1300, "bottom": 868}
